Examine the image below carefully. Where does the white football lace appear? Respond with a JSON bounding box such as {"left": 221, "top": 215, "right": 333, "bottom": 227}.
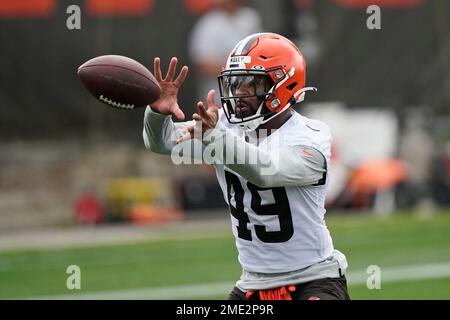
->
{"left": 99, "top": 95, "right": 135, "bottom": 110}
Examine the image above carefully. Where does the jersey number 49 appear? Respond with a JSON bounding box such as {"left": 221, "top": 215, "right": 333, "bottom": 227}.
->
{"left": 225, "top": 171, "right": 294, "bottom": 243}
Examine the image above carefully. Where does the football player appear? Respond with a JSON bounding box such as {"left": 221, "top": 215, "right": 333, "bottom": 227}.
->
{"left": 143, "top": 33, "right": 350, "bottom": 300}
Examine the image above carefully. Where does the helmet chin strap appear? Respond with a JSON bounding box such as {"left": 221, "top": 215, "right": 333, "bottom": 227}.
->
{"left": 239, "top": 103, "right": 288, "bottom": 131}
{"left": 237, "top": 103, "right": 265, "bottom": 131}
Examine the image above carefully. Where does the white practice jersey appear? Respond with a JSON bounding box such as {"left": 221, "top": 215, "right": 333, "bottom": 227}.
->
{"left": 143, "top": 107, "right": 336, "bottom": 275}
{"left": 214, "top": 111, "right": 333, "bottom": 273}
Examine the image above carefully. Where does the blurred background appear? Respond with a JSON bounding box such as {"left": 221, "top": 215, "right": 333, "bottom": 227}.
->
{"left": 0, "top": 0, "right": 449, "bottom": 299}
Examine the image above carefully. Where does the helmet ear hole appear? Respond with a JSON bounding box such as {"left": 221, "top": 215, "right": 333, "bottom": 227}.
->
{"left": 286, "top": 82, "right": 297, "bottom": 91}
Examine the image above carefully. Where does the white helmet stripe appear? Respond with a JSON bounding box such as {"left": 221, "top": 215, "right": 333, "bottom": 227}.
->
{"left": 293, "top": 87, "right": 318, "bottom": 102}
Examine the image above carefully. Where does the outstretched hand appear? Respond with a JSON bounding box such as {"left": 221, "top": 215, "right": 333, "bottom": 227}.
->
{"left": 176, "top": 90, "right": 220, "bottom": 144}
{"left": 150, "top": 57, "right": 188, "bottom": 121}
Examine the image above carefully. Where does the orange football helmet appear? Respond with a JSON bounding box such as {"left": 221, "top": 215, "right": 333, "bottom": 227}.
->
{"left": 218, "top": 32, "right": 316, "bottom": 130}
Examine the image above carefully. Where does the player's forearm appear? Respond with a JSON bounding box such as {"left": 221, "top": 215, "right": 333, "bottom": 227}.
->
{"left": 226, "top": 144, "right": 324, "bottom": 188}
{"left": 142, "top": 106, "right": 180, "bottom": 154}
{"left": 204, "top": 124, "right": 326, "bottom": 188}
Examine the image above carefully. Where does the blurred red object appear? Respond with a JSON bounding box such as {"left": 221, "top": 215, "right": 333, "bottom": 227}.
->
{"left": 333, "top": 0, "right": 425, "bottom": 8}
{"left": 348, "top": 159, "right": 409, "bottom": 193}
{"left": 0, "top": 0, "right": 55, "bottom": 18}
{"left": 128, "top": 205, "right": 183, "bottom": 225}
{"left": 74, "top": 193, "right": 104, "bottom": 225}
{"left": 329, "top": 158, "right": 411, "bottom": 209}
{"left": 183, "top": 0, "right": 215, "bottom": 15}
{"left": 346, "top": 159, "right": 409, "bottom": 208}
{"left": 86, "top": 0, "right": 154, "bottom": 16}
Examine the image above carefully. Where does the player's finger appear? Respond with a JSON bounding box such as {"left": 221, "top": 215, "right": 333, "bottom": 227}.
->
{"left": 176, "top": 125, "right": 194, "bottom": 144}
{"left": 197, "top": 101, "right": 209, "bottom": 120}
{"left": 206, "top": 90, "right": 219, "bottom": 112}
{"left": 192, "top": 113, "right": 202, "bottom": 122}
{"left": 176, "top": 132, "right": 190, "bottom": 144}
{"left": 174, "top": 66, "right": 189, "bottom": 88}
{"left": 171, "top": 106, "right": 185, "bottom": 121}
{"left": 153, "top": 57, "right": 162, "bottom": 81}
{"left": 176, "top": 130, "right": 189, "bottom": 144}
{"left": 164, "top": 57, "right": 178, "bottom": 81}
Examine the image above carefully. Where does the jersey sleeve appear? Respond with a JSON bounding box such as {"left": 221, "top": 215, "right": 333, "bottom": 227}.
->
{"left": 142, "top": 106, "right": 197, "bottom": 156}
{"left": 203, "top": 122, "right": 327, "bottom": 188}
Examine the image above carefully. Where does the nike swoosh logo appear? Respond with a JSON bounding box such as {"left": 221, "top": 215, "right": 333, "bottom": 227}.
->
{"left": 303, "top": 149, "right": 316, "bottom": 158}
{"left": 305, "top": 124, "right": 320, "bottom": 132}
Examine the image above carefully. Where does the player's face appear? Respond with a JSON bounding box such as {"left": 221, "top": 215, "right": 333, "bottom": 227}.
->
{"left": 234, "top": 84, "right": 262, "bottom": 118}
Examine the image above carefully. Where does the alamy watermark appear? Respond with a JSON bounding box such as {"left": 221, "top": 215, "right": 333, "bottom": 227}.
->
{"left": 66, "top": 265, "right": 81, "bottom": 290}
{"left": 366, "top": 265, "right": 381, "bottom": 289}
{"left": 366, "top": 5, "right": 381, "bottom": 30}
{"left": 66, "top": 5, "right": 81, "bottom": 30}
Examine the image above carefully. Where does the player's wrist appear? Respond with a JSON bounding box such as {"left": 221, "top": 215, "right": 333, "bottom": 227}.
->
{"left": 148, "top": 105, "right": 171, "bottom": 117}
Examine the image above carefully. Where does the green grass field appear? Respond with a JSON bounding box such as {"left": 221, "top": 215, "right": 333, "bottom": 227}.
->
{"left": 1, "top": 209, "right": 450, "bottom": 299}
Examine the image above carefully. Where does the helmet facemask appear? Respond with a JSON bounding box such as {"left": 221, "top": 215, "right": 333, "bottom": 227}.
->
{"left": 218, "top": 67, "right": 318, "bottom": 131}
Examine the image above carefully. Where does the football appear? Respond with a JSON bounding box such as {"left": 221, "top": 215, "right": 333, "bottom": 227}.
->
{"left": 77, "top": 55, "right": 161, "bottom": 110}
